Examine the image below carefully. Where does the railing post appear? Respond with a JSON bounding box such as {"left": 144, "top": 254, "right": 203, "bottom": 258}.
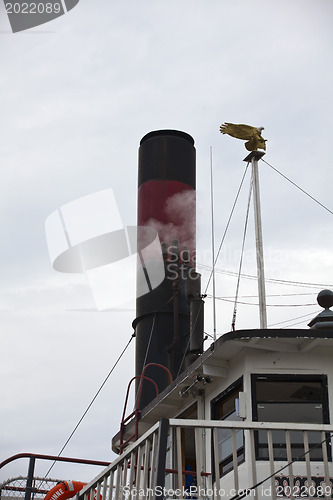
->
{"left": 25, "top": 456, "right": 36, "bottom": 500}
{"left": 153, "top": 419, "right": 169, "bottom": 500}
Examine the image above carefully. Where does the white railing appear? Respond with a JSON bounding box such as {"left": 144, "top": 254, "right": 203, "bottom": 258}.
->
{"left": 78, "top": 419, "right": 333, "bottom": 500}
{"left": 78, "top": 420, "right": 166, "bottom": 500}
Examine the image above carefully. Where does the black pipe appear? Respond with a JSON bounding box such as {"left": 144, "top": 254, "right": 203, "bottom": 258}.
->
{"left": 24, "top": 457, "right": 35, "bottom": 500}
{"left": 134, "top": 130, "right": 197, "bottom": 410}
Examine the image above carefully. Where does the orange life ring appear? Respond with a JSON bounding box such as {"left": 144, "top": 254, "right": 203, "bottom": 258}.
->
{"left": 45, "top": 481, "right": 87, "bottom": 500}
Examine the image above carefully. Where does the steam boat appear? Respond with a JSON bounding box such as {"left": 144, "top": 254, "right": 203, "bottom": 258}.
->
{"left": 1, "top": 130, "right": 333, "bottom": 500}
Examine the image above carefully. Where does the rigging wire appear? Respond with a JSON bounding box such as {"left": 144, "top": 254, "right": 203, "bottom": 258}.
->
{"left": 209, "top": 292, "right": 315, "bottom": 298}
{"left": 225, "top": 299, "right": 314, "bottom": 307}
{"left": 34, "top": 156, "right": 333, "bottom": 484}
{"left": 261, "top": 158, "right": 333, "bottom": 216}
{"left": 232, "top": 172, "right": 253, "bottom": 330}
{"left": 207, "top": 294, "right": 316, "bottom": 307}
{"left": 204, "top": 162, "right": 250, "bottom": 293}
{"left": 178, "top": 153, "right": 332, "bottom": 372}
{"left": 204, "top": 331, "right": 215, "bottom": 340}
{"left": 42, "top": 332, "right": 135, "bottom": 479}
{"left": 282, "top": 318, "right": 315, "bottom": 328}
{"left": 198, "top": 154, "right": 333, "bottom": 293}
{"left": 176, "top": 163, "right": 250, "bottom": 378}
{"left": 268, "top": 311, "right": 320, "bottom": 327}
{"left": 188, "top": 155, "right": 332, "bottom": 497}
{"left": 197, "top": 263, "right": 333, "bottom": 290}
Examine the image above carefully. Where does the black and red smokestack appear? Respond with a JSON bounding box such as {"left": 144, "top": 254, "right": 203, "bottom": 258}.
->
{"left": 133, "top": 130, "right": 203, "bottom": 410}
{"left": 137, "top": 130, "right": 196, "bottom": 258}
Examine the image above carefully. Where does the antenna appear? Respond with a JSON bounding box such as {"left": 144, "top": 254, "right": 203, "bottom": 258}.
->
{"left": 210, "top": 146, "right": 217, "bottom": 340}
{"left": 244, "top": 151, "right": 267, "bottom": 328}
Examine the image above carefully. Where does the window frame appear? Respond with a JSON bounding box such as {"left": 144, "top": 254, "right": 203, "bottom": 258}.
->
{"left": 211, "top": 377, "right": 244, "bottom": 476}
{"left": 251, "top": 373, "right": 330, "bottom": 461}
{"left": 211, "top": 377, "right": 243, "bottom": 419}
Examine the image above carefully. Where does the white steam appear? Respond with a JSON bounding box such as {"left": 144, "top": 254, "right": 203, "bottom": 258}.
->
{"left": 145, "top": 189, "right": 196, "bottom": 254}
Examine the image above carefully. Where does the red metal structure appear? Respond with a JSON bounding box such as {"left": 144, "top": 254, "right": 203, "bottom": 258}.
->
{"left": 119, "top": 363, "right": 172, "bottom": 454}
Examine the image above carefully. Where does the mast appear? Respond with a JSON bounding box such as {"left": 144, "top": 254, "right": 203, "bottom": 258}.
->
{"left": 244, "top": 151, "right": 267, "bottom": 328}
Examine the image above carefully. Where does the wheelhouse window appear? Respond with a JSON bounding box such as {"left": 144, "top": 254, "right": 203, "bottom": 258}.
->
{"left": 251, "top": 374, "right": 330, "bottom": 461}
{"left": 211, "top": 378, "right": 244, "bottom": 476}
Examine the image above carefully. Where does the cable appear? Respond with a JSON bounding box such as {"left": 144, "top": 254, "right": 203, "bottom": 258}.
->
{"left": 177, "top": 156, "right": 332, "bottom": 371}
{"left": 232, "top": 172, "right": 253, "bottom": 330}
{"left": 204, "top": 331, "right": 215, "bottom": 340}
{"left": 209, "top": 292, "right": 315, "bottom": 298}
{"left": 268, "top": 311, "right": 320, "bottom": 327}
{"left": 261, "top": 158, "right": 333, "bottom": 216}
{"left": 260, "top": 277, "right": 333, "bottom": 289}
{"left": 208, "top": 295, "right": 316, "bottom": 307}
{"left": 282, "top": 319, "right": 314, "bottom": 328}
{"left": 176, "top": 164, "right": 250, "bottom": 378}
{"left": 42, "top": 332, "right": 135, "bottom": 479}
{"left": 200, "top": 156, "right": 332, "bottom": 339}
{"left": 197, "top": 263, "right": 333, "bottom": 290}
{"left": 205, "top": 163, "right": 250, "bottom": 293}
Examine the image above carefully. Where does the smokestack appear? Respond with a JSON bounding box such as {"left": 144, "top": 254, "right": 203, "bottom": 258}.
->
{"left": 133, "top": 130, "right": 203, "bottom": 410}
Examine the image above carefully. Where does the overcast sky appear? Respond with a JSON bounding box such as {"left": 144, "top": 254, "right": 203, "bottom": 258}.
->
{"left": 1, "top": 0, "right": 333, "bottom": 487}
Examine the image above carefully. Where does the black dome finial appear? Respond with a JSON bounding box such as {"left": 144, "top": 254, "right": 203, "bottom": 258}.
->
{"left": 308, "top": 289, "right": 333, "bottom": 329}
{"left": 317, "top": 289, "right": 333, "bottom": 309}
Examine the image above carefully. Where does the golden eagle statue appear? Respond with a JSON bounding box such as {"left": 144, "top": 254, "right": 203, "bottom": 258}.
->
{"left": 220, "top": 122, "right": 266, "bottom": 151}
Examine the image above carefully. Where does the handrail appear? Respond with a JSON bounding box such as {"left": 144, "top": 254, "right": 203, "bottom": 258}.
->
{"left": 120, "top": 375, "right": 158, "bottom": 426}
{"left": 169, "top": 419, "right": 333, "bottom": 431}
{"left": 140, "top": 363, "right": 173, "bottom": 385}
{"left": 119, "top": 375, "right": 158, "bottom": 453}
{"left": 78, "top": 419, "right": 333, "bottom": 500}
{"left": 0, "top": 453, "right": 110, "bottom": 471}
{"left": 79, "top": 421, "right": 161, "bottom": 498}
{"left": 119, "top": 363, "right": 172, "bottom": 454}
{"left": 0, "top": 454, "right": 111, "bottom": 500}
